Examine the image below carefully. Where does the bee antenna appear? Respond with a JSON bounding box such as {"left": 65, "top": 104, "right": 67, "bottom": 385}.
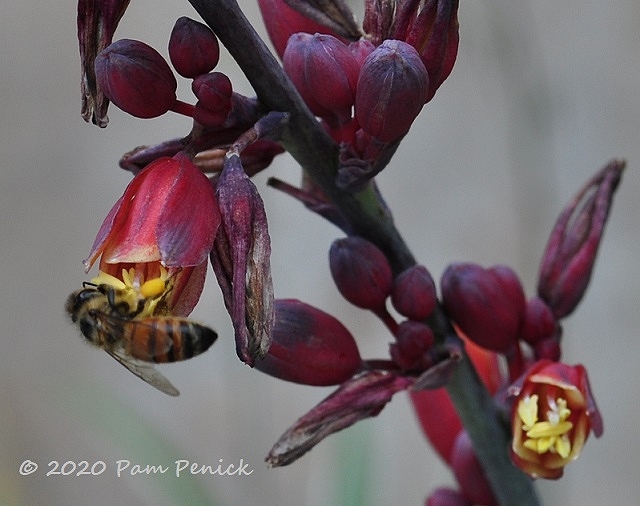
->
{"left": 82, "top": 281, "right": 98, "bottom": 288}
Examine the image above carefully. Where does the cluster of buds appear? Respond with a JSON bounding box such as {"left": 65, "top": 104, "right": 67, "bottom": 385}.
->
{"left": 259, "top": 0, "right": 459, "bottom": 190}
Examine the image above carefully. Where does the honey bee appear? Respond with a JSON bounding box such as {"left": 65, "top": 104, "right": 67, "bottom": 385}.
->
{"left": 66, "top": 283, "right": 217, "bottom": 396}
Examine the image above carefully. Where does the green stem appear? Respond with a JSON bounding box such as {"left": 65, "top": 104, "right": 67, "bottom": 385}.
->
{"left": 187, "top": 1, "right": 540, "bottom": 504}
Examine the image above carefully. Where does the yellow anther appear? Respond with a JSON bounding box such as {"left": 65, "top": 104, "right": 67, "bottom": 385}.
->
{"left": 555, "top": 435, "right": 571, "bottom": 458}
{"left": 526, "top": 420, "right": 573, "bottom": 439}
{"left": 518, "top": 395, "right": 539, "bottom": 429}
{"left": 140, "top": 277, "right": 167, "bottom": 299}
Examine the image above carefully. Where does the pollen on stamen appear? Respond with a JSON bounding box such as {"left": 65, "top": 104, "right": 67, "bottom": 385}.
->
{"left": 140, "top": 277, "right": 167, "bottom": 298}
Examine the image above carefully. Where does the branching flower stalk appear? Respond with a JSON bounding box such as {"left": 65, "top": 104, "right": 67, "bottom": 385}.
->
{"left": 71, "top": 1, "right": 624, "bottom": 504}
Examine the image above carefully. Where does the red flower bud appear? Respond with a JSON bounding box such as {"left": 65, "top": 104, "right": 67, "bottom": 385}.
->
{"left": 168, "top": 17, "right": 220, "bottom": 78}
{"left": 255, "top": 299, "right": 362, "bottom": 386}
{"left": 509, "top": 360, "right": 603, "bottom": 479}
{"left": 426, "top": 488, "right": 471, "bottom": 506}
{"left": 537, "top": 159, "right": 625, "bottom": 318}
{"left": 355, "top": 40, "right": 429, "bottom": 142}
{"left": 329, "top": 236, "right": 393, "bottom": 311}
{"left": 450, "top": 431, "right": 498, "bottom": 506}
{"left": 283, "top": 33, "right": 360, "bottom": 123}
{"left": 441, "top": 263, "right": 525, "bottom": 353}
{"left": 389, "top": 320, "right": 435, "bottom": 371}
{"left": 95, "top": 39, "right": 177, "bottom": 118}
{"left": 391, "top": 264, "right": 437, "bottom": 321}
{"left": 191, "top": 72, "right": 233, "bottom": 126}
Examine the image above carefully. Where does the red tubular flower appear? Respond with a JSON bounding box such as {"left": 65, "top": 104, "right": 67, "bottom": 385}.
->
{"left": 355, "top": 39, "right": 429, "bottom": 142}
{"left": 254, "top": 299, "right": 362, "bottom": 386}
{"left": 95, "top": 39, "right": 177, "bottom": 119}
{"left": 257, "top": 0, "right": 337, "bottom": 58}
{"left": 441, "top": 263, "right": 526, "bottom": 353}
{"left": 509, "top": 360, "right": 603, "bottom": 479}
{"left": 537, "top": 159, "right": 625, "bottom": 318}
{"left": 83, "top": 154, "right": 220, "bottom": 316}
{"left": 77, "top": 0, "right": 131, "bottom": 126}
{"left": 168, "top": 16, "right": 220, "bottom": 78}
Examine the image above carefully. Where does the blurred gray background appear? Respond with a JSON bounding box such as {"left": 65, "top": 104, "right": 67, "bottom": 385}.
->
{"left": 1, "top": 1, "right": 638, "bottom": 505}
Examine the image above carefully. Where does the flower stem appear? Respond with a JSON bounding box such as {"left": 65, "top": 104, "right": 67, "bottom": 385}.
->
{"left": 188, "top": 1, "right": 540, "bottom": 504}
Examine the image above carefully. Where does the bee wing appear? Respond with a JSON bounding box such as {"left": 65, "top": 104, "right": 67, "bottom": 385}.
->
{"left": 105, "top": 348, "right": 180, "bottom": 397}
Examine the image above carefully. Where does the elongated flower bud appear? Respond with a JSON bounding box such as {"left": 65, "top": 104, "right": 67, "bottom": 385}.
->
{"left": 255, "top": 299, "right": 362, "bottom": 386}
{"left": 538, "top": 160, "right": 624, "bottom": 318}
{"left": 389, "top": 320, "right": 434, "bottom": 371}
{"left": 441, "top": 263, "right": 525, "bottom": 353}
{"left": 283, "top": 33, "right": 360, "bottom": 123}
{"left": 355, "top": 40, "right": 429, "bottom": 142}
{"left": 168, "top": 17, "right": 220, "bottom": 78}
{"left": 211, "top": 153, "right": 274, "bottom": 365}
{"left": 95, "top": 39, "right": 177, "bottom": 118}
{"left": 329, "top": 236, "right": 392, "bottom": 311}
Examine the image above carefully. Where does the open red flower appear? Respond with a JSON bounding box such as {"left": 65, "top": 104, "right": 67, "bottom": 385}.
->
{"left": 509, "top": 359, "right": 603, "bottom": 479}
{"left": 83, "top": 154, "right": 220, "bottom": 316}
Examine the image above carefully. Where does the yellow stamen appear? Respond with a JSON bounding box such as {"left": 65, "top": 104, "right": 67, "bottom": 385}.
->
{"left": 517, "top": 394, "right": 573, "bottom": 456}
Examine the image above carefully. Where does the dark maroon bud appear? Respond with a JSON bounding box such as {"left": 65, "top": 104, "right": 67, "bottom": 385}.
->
{"left": 355, "top": 39, "right": 429, "bottom": 142}
{"left": 538, "top": 160, "right": 625, "bottom": 318}
{"left": 389, "top": 320, "right": 434, "bottom": 370}
{"left": 95, "top": 39, "right": 177, "bottom": 119}
{"left": 426, "top": 487, "right": 472, "bottom": 506}
{"left": 329, "top": 236, "right": 393, "bottom": 311}
{"left": 191, "top": 72, "right": 233, "bottom": 126}
{"left": 391, "top": 264, "right": 437, "bottom": 321}
{"left": 254, "top": 299, "right": 362, "bottom": 386}
{"left": 450, "top": 431, "right": 498, "bottom": 506}
{"left": 283, "top": 33, "right": 360, "bottom": 122}
{"left": 211, "top": 153, "right": 274, "bottom": 365}
{"left": 520, "top": 297, "right": 557, "bottom": 346}
{"left": 441, "top": 263, "right": 525, "bottom": 353}
{"left": 169, "top": 16, "right": 220, "bottom": 78}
